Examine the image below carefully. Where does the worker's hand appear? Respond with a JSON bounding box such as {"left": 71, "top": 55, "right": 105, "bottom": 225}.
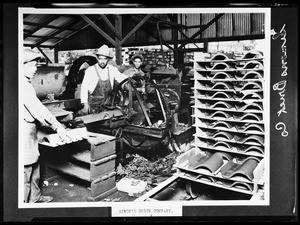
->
{"left": 77, "top": 103, "right": 90, "bottom": 116}
{"left": 132, "top": 73, "right": 144, "bottom": 82}
{"left": 129, "top": 77, "right": 142, "bottom": 88}
{"left": 132, "top": 73, "right": 142, "bottom": 79}
{"left": 56, "top": 125, "right": 72, "bottom": 144}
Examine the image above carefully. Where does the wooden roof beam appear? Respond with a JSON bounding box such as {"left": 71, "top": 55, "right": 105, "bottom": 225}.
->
{"left": 133, "top": 14, "right": 187, "bottom": 29}
{"left": 100, "top": 14, "right": 122, "bottom": 40}
{"left": 24, "top": 21, "right": 78, "bottom": 31}
{"left": 176, "top": 28, "right": 203, "bottom": 51}
{"left": 80, "top": 14, "right": 116, "bottom": 46}
{"left": 34, "top": 17, "right": 83, "bottom": 47}
{"left": 26, "top": 34, "right": 63, "bottom": 40}
{"left": 24, "top": 15, "right": 59, "bottom": 39}
{"left": 24, "top": 44, "right": 54, "bottom": 49}
{"left": 120, "top": 14, "right": 153, "bottom": 46}
{"left": 134, "top": 18, "right": 174, "bottom": 51}
{"left": 37, "top": 47, "right": 52, "bottom": 64}
{"left": 53, "top": 16, "right": 103, "bottom": 48}
{"left": 179, "top": 13, "right": 224, "bottom": 49}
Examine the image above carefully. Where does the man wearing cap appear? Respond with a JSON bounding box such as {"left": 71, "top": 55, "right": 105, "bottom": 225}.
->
{"left": 22, "top": 51, "right": 71, "bottom": 203}
{"left": 79, "top": 44, "right": 128, "bottom": 114}
{"left": 123, "top": 53, "right": 146, "bottom": 92}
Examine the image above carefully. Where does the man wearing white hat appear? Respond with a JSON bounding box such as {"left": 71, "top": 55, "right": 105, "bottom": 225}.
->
{"left": 79, "top": 44, "right": 127, "bottom": 114}
{"left": 22, "top": 51, "right": 71, "bottom": 203}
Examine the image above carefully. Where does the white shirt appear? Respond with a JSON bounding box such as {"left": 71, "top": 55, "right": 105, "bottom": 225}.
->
{"left": 80, "top": 64, "right": 127, "bottom": 103}
{"left": 22, "top": 75, "right": 60, "bottom": 129}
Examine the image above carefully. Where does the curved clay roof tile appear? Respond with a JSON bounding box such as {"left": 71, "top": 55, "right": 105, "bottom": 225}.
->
{"left": 238, "top": 70, "right": 263, "bottom": 80}
{"left": 241, "top": 50, "right": 264, "bottom": 60}
{"left": 211, "top": 82, "right": 234, "bottom": 90}
{"left": 211, "top": 91, "right": 233, "bottom": 99}
{"left": 239, "top": 60, "right": 264, "bottom": 70}
{"left": 196, "top": 175, "right": 216, "bottom": 183}
{"left": 235, "top": 113, "right": 262, "bottom": 122}
{"left": 221, "top": 157, "right": 260, "bottom": 181}
{"left": 244, "top": 145, "right": 264, "bottom": 154}
{"left": 210, "top": 111, "right": 231, "bottom": 119}
{"left": 211, "top": 52, "right": 235, "bottom": 61}
{"left": 212, "top": 141, "right": 232, "bottom": 150}
{"left": 210, "top": 62, "right": 235, "bottom": 70}
{"left": 187, "top": 152, "right": 224, "bottom": 174}
{"left": 231, "top": 181, "right": 253, "bottom": 191}
{"left": 211, "top": 101, "right": 234, "bottom": 109}
{"left": 213, "top": 131, "right": 234, "bottom": 141}
{"left": 212, "top": 71, "right": 235, "bottom": 79}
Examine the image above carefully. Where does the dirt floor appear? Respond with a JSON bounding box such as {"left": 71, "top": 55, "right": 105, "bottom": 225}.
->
{"left": 40, "top": 145, "right": 180, "bottom": 202}
{"left": 41, "top": 172, "right": 137, "bottom": 202}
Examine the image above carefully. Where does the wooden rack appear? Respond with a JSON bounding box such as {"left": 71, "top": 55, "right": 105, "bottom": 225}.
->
{"left": 175, "top": 51, "right": 266, "bottom": 199}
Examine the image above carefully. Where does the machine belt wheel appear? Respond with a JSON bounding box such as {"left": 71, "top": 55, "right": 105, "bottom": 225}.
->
{"left": 110, "top": 78, "right": 171, "bottom": 151}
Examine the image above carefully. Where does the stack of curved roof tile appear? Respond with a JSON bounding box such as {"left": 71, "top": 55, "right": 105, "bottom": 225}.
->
{"left": 179, "top": 50, "right": 266, "bottom": 197}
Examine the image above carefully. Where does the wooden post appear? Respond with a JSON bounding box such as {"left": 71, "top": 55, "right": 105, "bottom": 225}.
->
{"left": 115, "top": 15, "right": 122, "bottom": 65}
{"left": 172, "top": 14, "right": 179, "bottom": 69}
{"left": 172, "top": 14, "right": 184, "bottom": 71}
{"left": 54, "top": 48, "right": 58, "bottom": 63}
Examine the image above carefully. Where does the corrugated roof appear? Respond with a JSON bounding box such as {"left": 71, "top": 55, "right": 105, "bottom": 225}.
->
{"left": 23, "top": 14, "right": 85, "bottom": 48}
{"left": 23, "top": 13, "right": 265, "bottom": 50}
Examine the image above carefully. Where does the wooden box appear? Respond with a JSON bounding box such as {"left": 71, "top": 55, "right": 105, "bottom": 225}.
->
{"left": 89, "top": 171, "right": 117, "bottom": 200}
{"left": 90, "top": 154, "right": 116, "bottom": 180}
{"left": 87, "top": 132, "right": 116, "bottom": 161}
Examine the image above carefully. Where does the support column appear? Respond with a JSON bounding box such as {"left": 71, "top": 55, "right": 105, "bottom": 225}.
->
{"left": 54, "top": 48, "right": 58, "bottom": 63}
{"left": 115, "top": 15, "right": 122, "bottom": 65}
{"left": 172, "top": 14, "right": 184, "bottom": 71}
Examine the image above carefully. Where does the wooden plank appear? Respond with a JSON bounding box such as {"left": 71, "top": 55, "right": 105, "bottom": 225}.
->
{"left": 48, "top": 161, "right": 90, "bottom": 182}
{"left": 23, "top": 15, "right": 58, "bottom": 39}
{"left": 80, "top": 14, "right": 116, "bottom": 46}
{"left": 120, "top": 14, "right": 153, "bottom": 46}
{"left": 37, "top": 47, "right": 52, "bottom": 64}
{"left": 114, "top": 15, "right": 123, "bottom": 65}
{"left": 133, "top": 14, "right": 187, "bottom": 29}
{"left": 88, "top": 186, "right": 117, "bottom": 201}
{"left": 101, "top": 14, "right": 122, "bottom": 40}
{"left": 179, "top": 13, "right": 225, "bottom": 49}
{"left": 178, "top": 173, "right": 254, "bottom": 195}
{"left": 34, "top": 17, "right": 83, "bottom": 47}
{"left": 134, "top": 175, "right": 179, "bottom": 202}
{"left": 70, "top": 149, "right": 90, "bottom": 164}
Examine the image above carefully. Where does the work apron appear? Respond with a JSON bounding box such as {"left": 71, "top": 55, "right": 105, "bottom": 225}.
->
{"left": 88, "top": 65, "right": 112, "bottom": 114}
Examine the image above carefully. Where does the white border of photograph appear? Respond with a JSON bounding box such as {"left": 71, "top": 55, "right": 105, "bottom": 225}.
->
{"left": 18, "top": 6, "right": 270, "bottom": 211}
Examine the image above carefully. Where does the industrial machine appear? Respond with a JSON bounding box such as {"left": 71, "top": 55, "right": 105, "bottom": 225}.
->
{"left": 31, "top": 45, "right": 193, "bottom": 201}
{"left": 41, "top": 53, "right": 190, "bottom": 153}
{"left": 33, "top": 19, "right": 192, "bottom": 153}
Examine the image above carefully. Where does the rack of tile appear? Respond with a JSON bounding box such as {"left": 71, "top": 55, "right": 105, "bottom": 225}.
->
{"left": 174, "top": 51, "right": 266, "bottom": 199}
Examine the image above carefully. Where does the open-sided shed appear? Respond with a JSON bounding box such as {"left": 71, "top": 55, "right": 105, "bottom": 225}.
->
{"left": 23, "top": 7, "right": 265, "bottom": 66}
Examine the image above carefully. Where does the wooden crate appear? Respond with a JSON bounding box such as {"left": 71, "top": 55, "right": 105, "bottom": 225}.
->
{"left": 87, "top": 132, "right": 116, "bottom": 161}
{"left": 89, "top": 171, "right": 117, "bottom": 201}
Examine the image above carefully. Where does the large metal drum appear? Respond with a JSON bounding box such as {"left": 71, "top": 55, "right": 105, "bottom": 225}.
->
{"left": 31, "top": 63, "right": 66, "bottom": 100}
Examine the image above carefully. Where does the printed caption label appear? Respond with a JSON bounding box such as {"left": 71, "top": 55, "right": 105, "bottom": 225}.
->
{"left": 111, "top": 202, "right": 182, "bottom": 217}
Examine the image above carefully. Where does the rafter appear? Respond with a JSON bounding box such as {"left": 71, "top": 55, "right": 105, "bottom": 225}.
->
{"left": 179, "top": 13, "right": 225, "bottom": 49}
{"left": 24, "top": 15, "right": 59, "bottom": 39}
{"left": 120, "top": 14, "right": 153, "bottom": 46}
{"left": 100, "top": 14, "right": 122, "bottom": 40}
{"left": 34, "top": 17, "right": 83, "bottom": 47}
{"left": 80, "top": 14, "right": 116, "bottom": 46}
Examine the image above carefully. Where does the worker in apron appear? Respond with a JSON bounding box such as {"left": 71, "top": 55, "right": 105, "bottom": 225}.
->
{"left": 79, "top": 44, "right": 128, "bottom": 115}
{"left": 88, "top": 65, "right": 112, "bottom": 113}
{"left": 22, "top": 51, "right": 71, "bottom": 203}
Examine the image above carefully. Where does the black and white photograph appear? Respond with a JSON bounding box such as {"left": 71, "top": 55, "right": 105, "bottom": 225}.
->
{"left": 2, "top": 2, "right": 298, "bottom": 222}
